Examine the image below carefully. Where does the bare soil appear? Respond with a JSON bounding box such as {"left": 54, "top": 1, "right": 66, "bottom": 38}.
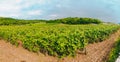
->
{"left": 0, "top": 29, "right": 120, "bottom": 62}
{"left": 0, "top": 40, "right": 58, "bottom": 62}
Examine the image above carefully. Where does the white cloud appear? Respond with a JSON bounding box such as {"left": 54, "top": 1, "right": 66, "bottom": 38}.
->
{"left": 48, "top": 14, "right": 59, "bottom": 19}
{"left": 0, "top": 4, "right": 21, "bottom": 12}
{"left": 0, "top": 0, "right": 23, "bottom": 17}
{"left": 27, "top": 10, "right": 43, "bottom": 16}
{"left": 56, "top": 4, "right": 62, "bottom": 8}
{"left": 0, "top": 0, "right": 47, "bottom": 18}
{"left": 20, "top": 0, "right": 48, "bottom": 8}
{"left": 49, "top": 14, "right": 58, "bottom": 17}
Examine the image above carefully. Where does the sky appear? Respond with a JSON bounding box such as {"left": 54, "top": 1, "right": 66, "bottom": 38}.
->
{"left": 0, "top": 0, "right": 120, "bottom": 23}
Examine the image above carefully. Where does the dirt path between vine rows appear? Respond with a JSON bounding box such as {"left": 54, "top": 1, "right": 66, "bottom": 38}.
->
{"left": 0, "top": 40, "right": 59, "bottom": 62}
{"left": 0, "top": 29, "right": 120, "bottom": 62}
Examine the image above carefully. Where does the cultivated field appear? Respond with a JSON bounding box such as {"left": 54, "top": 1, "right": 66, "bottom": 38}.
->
{"left": 0, "top": 17, "right": 120, "bottom": 62}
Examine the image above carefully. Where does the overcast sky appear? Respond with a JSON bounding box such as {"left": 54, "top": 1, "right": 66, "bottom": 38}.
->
{"left": 0, "top": 0, "right": 120, "bottom": 23}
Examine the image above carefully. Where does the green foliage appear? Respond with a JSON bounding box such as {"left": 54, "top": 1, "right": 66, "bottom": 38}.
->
{"left": 0, "top": 23, "right": 119, "bottom": 58}
{"left": 0, "top": 17, "right": 45, "bottom": 25}
{"left": 0, "top": 17, "right": 102, "bottom": 25}
{"left": 47, "top": 17, "right": 102, "bottom": 24}
{"left": 107, "top": 38, "right": 120, "bottom": 62}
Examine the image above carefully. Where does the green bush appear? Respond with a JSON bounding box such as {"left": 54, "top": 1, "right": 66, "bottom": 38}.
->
{"left": 107, "top": 39, "right": 120, "bottom": 62}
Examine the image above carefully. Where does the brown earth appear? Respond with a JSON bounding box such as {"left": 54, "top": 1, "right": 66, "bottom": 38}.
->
{"left": 0, "top": 29, "right": 120, "bottom": 62}
{"left": 0, "top": 40, "right": 58, "bottom": 62}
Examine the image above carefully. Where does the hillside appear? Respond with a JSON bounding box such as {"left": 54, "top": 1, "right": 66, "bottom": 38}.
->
{"left": 0, "top": 17, "right": 103, "bottom": 25}
{"left": 0, "top": 17, "right": 45, "bottom": 25}
{"left": 0, "top": 17, "right": 120, "bottom": 62}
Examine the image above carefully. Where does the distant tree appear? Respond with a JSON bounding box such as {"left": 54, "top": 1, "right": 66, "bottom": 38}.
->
{"left": 47, "top": 17, "right": 102, "bottom": 24}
